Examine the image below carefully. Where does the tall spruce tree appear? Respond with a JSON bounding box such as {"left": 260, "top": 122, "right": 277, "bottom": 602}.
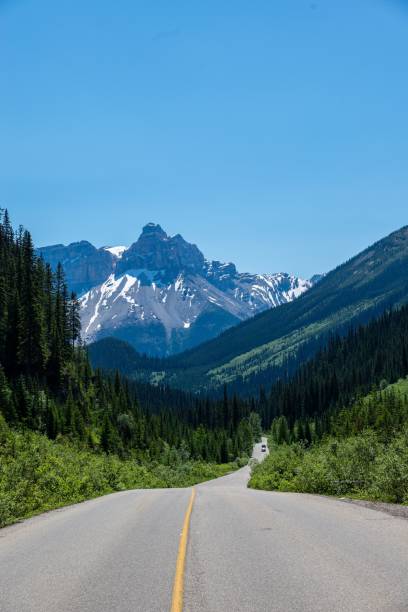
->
{"left": 69, "top": 292, "right": 81, "bottom": 349}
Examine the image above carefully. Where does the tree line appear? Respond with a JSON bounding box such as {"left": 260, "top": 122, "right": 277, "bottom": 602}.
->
{"left": 0, "top": 209, "right": 81, "bottom": 385}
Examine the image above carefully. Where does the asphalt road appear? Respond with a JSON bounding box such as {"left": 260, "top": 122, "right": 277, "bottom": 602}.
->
{"left": 1, "top": 438, "right": 408, "bottom": 612}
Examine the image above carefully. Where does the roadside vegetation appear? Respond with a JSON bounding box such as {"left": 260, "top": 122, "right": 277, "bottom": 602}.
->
{"left": 250, "top": 380, "right": 408, "bottom": 504}
{"left": 0, "top": 414, "right": 248, "bottom": 528}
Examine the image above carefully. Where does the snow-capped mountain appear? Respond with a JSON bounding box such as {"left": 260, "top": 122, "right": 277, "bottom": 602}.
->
{"left": 39, "top": 223, "right": 319, "bottom": 356}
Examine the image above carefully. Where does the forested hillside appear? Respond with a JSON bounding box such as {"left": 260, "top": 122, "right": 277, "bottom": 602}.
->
{"left": 249, "top": 304, "right": 408, "bottom": 504}
{"left": 87, "top": 337, "right": 163, "bottom": 378}
{"left": 257, "top": 304, "right": 408, "bottom": 429}
{"left": 0, "top": 211, "right": 260, "bottom": 526}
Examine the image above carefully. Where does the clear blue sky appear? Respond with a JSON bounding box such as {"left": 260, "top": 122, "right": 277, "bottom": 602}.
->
{"left": 1, "top": 0, "right": 408, "bottom": 277}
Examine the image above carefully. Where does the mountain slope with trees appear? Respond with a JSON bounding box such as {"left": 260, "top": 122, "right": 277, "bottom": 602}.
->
{"left": 249, "top": 304, "right": 408, "bottom": 504}
{"left": 99, "top": 225, "right": 408, "bottom": 394}
{"left": 257, "top": 304, "right": 408, "bottom": 429}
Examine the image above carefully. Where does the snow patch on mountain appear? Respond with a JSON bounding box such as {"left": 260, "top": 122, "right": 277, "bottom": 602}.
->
{"left": 104, "top": 246, "right": 128, "bottom": 259}
{"left": 80, "top": 268, "right": 315, "bottom": 351}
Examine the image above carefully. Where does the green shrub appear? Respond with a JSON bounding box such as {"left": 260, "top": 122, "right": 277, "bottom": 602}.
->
{"left": 249, "top": 443, "right": 304, "bottom": 491}
{"left": 249, "top": 428, "right": 408, "bottom": 504}
{"left": 0, "top": 418, "right": 238, "bottom": 528}
{"left": 367, "top": 428, "right": 408, "bottom": 503}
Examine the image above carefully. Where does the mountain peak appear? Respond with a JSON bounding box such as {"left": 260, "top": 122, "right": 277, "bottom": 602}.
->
{"left": 116, "top": 224, "right": 205, "bottom": 280}
{"left": 141, "top": 223, "right": 167, "bottom": 239}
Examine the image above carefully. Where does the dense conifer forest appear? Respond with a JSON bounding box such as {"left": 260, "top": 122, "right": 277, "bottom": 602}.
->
{"left": 256, "top": 304, "right": 408, "bottom": 433}
{"left": 250, "top": 307, "right": 408, "bottom": 503}
{"left": 0, "top": 211, "right": 260, "bottom": 525}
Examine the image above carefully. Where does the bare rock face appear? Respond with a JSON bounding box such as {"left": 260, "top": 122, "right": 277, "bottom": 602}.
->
{"left": 37, "top": 241, "right": 115, "bottom": 295}
{"left": 38, "top": 223, "right": 319, "bottom": 356}
{"left": 116, "top": 223, "right": 205, "bottom": 282}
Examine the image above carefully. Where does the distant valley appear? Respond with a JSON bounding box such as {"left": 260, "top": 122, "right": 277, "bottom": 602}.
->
{"left": 88, "top": 225, "right": 408, "bottom": 395}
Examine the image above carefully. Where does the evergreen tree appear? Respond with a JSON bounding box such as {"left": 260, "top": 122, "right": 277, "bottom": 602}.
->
{"left": 101, "top": 413, "right": 119, "bottom": 454}
{"left": 249, "top": 412, "right": 262, "bottom": 442}
{"left": 277, "top": 416, "right": 290, "bottom": 444}
{"left": 69, "top": 292, "right": 81, "bottom": 349}
{"left": 0, "top": 365, "right": 15, "bottom": 422}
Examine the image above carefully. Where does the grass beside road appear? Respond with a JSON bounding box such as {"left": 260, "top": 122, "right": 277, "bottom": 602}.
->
{"left": 0, "top": 417, "right": 242, "bottom": 528}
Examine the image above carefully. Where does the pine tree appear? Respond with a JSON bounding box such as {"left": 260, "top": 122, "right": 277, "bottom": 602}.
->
{"left": 101, "top": 412, "right": 120, "bottom": 454}
{"left": 69, "top": 292, "right": 81, "bottom": 350}
{"left": 0, "top": 365, "right": 15, "bottom": 422}
{"left": 16, "top": 231, "right": 48, "bottom": 374}
{"left": 249, "top": 412, "right": 262, "bottom": 442}
{"left": 277, "top": 416, "right": 290, "bottom": 444}
{"left": 304, "top": 420, "right": 312, "bottom": 446}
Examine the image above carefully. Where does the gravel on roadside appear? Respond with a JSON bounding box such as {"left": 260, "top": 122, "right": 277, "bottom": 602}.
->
{"left": 340, "top": 497, "right": 408, "bottom": 520}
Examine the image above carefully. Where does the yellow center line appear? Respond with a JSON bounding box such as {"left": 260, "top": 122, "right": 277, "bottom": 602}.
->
{"left": 171, "top": 488, "right": 196, "bottom": 612}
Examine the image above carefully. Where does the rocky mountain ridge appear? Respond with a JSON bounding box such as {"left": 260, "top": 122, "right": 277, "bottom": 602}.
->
{"left": 39, "top": 223, "right": 318, "bottom": 356}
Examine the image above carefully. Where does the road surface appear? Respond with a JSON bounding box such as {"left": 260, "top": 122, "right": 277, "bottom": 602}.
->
{"left": 1, "top": 438, "right": 408, "bottom": 611}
